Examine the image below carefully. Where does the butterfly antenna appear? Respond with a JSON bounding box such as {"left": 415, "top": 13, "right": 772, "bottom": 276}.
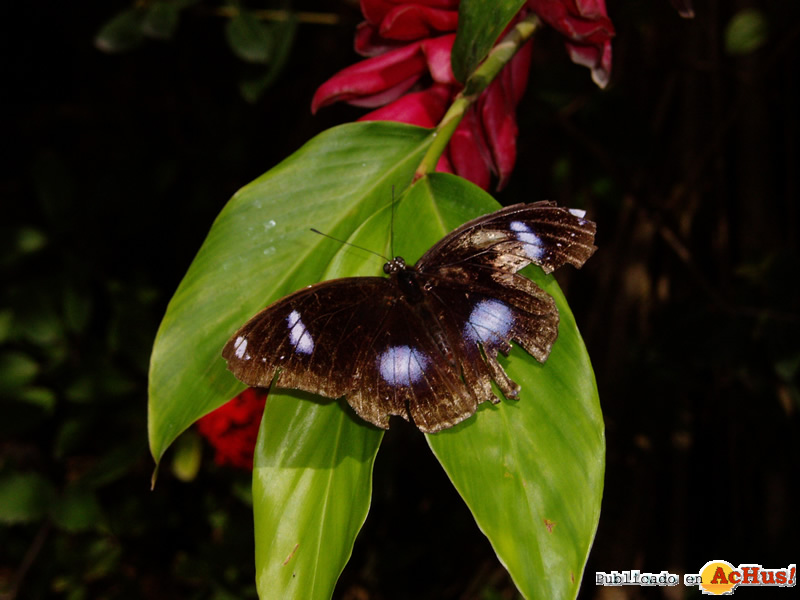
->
{"left": 390, "top": 186, "right": 396, "bottom": 258}
{"left": 309, "top": 228, "right": 389, "bottom": 262}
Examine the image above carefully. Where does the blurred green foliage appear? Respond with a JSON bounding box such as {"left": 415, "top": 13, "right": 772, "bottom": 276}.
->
{"left": 95, "top": 1, "right": 296, "bottom": 103}
{"left": 725, "top": 8, "right": 768, "bottom": 55}
{"left": 0, "top": 152, "right": 258, "bottom": 597}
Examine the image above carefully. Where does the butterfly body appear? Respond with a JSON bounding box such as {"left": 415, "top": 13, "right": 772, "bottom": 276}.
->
{"left": 223, "top": 202, "right": 596, "bottom": 433}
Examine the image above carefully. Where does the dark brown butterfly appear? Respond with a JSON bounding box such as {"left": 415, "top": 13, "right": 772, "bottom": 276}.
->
{"left": 222, "top": 201, "right": 596, "bottom": 433}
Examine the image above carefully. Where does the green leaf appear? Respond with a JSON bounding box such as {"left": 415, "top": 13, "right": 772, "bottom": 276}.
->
{"left": 17, "top": 386, "right": 56, "bottom": 412}
{"left": 0, "top": 351, "right": 39, "bottom": 393}
{"left": 426, "top": 204, "right": 603, "bottom": 598}
{"left": 150, "top": 122, "right": 602, "bottom": 598}
{"left": 268, "top": 14, "right": 297, "bottom": 76}
{"left": 83, "top": 538, "right": 123, "bottom": 581}
{"left": 148, "top": 122, "right": 432, "bottom": 465}
{"left": 239, "top": 15, "right": 298, "bottom": 103}
{"left": 18, "top": 303, "right": 64, "bottom": 347}
{"left": 402, "top": 174, "right": 602, "bottom": 599}
{"left": 0, "top": 471, "right": 56, "bottom": 524}
{"left": 16, "top": 226, "right": 48, "bottom": 254}
{"left": 80, "top": 440, "right": 146, "bottom": 490}
{"left": 239, "top": 71, "right": 270, "bottom": 105}
{"left": 452, "top": 0, "right": 526, "bottom": 83}
{"left": 725, "top": 8, "right": 768, "bottom": 55}
{"left": 247, "top": 173, "right": 602, "bottom": 599}
{"left": 63, "top": 283, "right": 92, "bottom": 334}
{"left": 50, "top": 486, "right": 106, "bottom": 533}
{"left": 54, "top": 418, "right": 92, "bottom": 458}
{"left": 248, "top": 177, "right": 460, "bottom": 599}
{"left": 226, "top": 10, "right": 272, "bottom": 64}
{"left": 253, "top": 395, "right": 383, "bottom": 599}
{"left": 95, "top": 8, "right": 146, "bottom": 53}
{"left": 142, "top": 2, "right": 180, "bottom": 40}
{"left": 0, "top": 309, "right": 12, "bottom": 342}
{"left": 171, "top": 430, "right": 203, "bottom": 482}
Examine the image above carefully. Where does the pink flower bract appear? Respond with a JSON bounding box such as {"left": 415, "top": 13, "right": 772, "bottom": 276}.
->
{"left": 312, "top": 0, "right": 614, "bottom": 189}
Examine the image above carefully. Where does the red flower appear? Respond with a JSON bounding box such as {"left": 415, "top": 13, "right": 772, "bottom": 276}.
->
{"left": 312, "top": 0, "right": 614, "bottom": 190}
{"left": 197, "top": 388, "right": 267, "bottom": 470}
{"left": 526, "top": 0, "right": 614, "bottom": 88}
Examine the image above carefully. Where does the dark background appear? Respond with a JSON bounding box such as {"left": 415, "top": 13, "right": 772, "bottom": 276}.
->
{"left": 2, "top": 1, "right": 798, "bottom": 599}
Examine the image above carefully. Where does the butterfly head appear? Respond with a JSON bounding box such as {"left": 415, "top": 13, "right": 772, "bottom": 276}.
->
{"left": 383, "top": 257, "right": 407, "bottom": 275}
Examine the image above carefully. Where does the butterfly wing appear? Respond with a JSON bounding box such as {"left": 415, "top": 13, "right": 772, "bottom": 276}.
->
{"left": 223, "top": 202, "right": 597, "bottom": 433}
{"left": 418, "top": 267, "right": 559, "bottom": 400}
{"left": 345, "top": 296, "right": 479, "bottom": 433}
{"left": 416, "top": 201, "right": 597, "bottom": 275}
{"left": 222, "top": 277, "right": 477, "bottom": 432}
{"left": 222, "top": 278, "right": 388, "bottom": 399}
{"left": 409, "top": 202, "right": 596, "bottom": 410}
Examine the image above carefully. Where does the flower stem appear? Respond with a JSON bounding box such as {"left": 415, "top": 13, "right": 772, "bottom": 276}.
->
{"left": 413, "top": 12, "right": 541, "bottom": 182}
{"left": 212, "top": 6, "right": 340, "bottom": 25}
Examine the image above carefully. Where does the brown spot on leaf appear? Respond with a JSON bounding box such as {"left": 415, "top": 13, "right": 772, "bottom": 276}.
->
{"left": 283, "top": 543, "right": 299, "bottom": 566}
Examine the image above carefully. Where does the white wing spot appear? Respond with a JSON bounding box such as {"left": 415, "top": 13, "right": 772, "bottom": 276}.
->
{"left": 378, "top": 345, "right": 429, "bottom": 386}
{"left": 287, "top": 310, "right": 314, "bottom": 355}
{"left": 464, "top": 299, "right": 514, "bottom": 346}
{"left": 568, "top": 208, "right": 586, "bottom": 218}
{"left": 233, "top": 335, "right": 251, "bottom": 361}
{"left": 510, "top": 220, "right": 545, "bottom": 261}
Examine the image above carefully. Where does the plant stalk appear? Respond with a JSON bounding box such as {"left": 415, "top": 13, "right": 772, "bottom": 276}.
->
{"left": 413, "top": 13, "right": 541, "bottom": 181}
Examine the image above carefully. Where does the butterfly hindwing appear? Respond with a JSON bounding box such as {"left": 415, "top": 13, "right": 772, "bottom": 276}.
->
{"left": 346, "top": 297, "right": 478, "bottom": 432}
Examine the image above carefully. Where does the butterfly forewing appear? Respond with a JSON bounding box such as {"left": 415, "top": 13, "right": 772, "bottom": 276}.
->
{"left": 222, "top": 202, "right": 597, "bottom": 433}
{"left": 223, "top": 278, "right": 392, "bottom": 399}
{"left": 416, "top": 201, "right": 597, "bottom": 275}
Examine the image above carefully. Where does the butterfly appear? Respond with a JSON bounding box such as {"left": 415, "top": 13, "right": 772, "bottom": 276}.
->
{"left": 222, "top": 201, "right": 597, "bottom": 433}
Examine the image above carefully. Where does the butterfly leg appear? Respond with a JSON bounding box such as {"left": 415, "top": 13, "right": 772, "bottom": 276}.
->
{"left": 482, "top": 347, "right": 521, "bottom": 400}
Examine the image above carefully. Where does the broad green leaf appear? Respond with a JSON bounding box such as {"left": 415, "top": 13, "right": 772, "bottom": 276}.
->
{"left": 150, "top": 121, "right": 601, "bottom": 598}
{"left": 226, "top": 10, "right": 272, "bottom": 64}
{"left": 249, "top": 181, "right": 447, "bottom": 599}
{"left": 452, "top": 0, "right": 526, "bottom": 83}
{"left": 253, "top": 395, "right": 383, "bottom": 599}
{"left": 148, "top": 122, "right": 432, "bottom": 465}
{"left": 406, "top": 174, "right": 603, "bottom": 599}
{"left": 248, "top": 173, "right": 602, "bottom": 599}
{"left": 430, "top": 306, "right": 602, "bottom": 593}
